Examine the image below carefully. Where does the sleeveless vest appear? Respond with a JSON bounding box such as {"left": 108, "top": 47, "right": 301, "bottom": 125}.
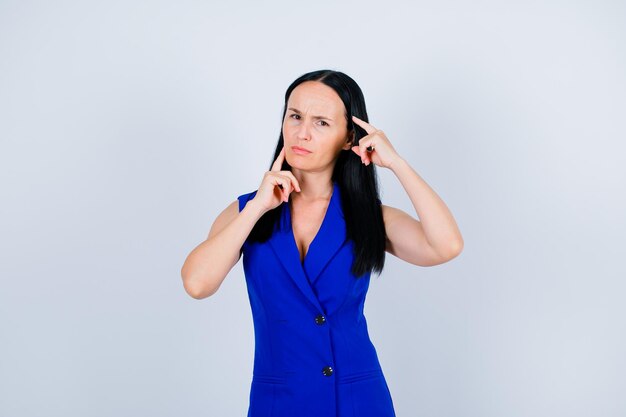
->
{"left": 237, "top": 180, "right": 396, "bottom": 417}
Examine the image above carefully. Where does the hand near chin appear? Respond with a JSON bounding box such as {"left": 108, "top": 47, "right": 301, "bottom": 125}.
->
{"left": 351, "top": 115, "right": 402, "bottom": 169}
{"left": 253, "top": 145, "right": 301, "bottom": 213}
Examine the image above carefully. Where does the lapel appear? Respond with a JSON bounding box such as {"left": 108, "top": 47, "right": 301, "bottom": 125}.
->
{"left": 268, "top": 181, "right": 347, "bottom": 313}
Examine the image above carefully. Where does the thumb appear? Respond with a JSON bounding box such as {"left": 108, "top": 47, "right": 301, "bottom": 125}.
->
{"left": 351, "top": 146, "right": 362, "bottom": 157}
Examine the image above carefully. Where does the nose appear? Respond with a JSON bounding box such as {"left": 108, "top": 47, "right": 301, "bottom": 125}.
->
{"left": 295, "top": 119, "right": 312, "bottom": 141}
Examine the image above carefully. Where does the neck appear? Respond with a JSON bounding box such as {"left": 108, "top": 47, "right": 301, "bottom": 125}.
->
{"left": 290, "top": 170, "right": 334, "bottom": 201}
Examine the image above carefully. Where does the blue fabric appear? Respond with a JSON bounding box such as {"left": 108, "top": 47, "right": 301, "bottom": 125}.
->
{"left": 237, "top": 180, "right": 396, "bottom": 417}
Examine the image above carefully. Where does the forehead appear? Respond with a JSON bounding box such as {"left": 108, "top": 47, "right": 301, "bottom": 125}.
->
{"left": 287, "top": 81, "right": 345, "bottom": 116}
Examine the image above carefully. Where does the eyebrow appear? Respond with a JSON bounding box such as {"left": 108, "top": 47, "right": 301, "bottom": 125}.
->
{"left": 287, "top": 107, "right": 334, "bottom": 121}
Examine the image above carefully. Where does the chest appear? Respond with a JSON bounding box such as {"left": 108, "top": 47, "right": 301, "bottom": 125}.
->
{"left": 290, "top": 200, "right": 331, "bottom": 264}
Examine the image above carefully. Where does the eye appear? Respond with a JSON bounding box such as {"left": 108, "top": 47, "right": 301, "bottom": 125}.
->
{"left": 319, "top": 120, "right": 329, "bottom": 126}
{"left": 289, "top": 113, "right": 300, "bottom": 119}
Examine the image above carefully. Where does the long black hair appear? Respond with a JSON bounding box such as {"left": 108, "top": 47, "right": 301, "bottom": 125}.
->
{"left": 246, "top": 69, "right": 386, "bottom": 278}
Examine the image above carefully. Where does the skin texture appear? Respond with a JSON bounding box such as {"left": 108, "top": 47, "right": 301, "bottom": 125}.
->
{"left": 280, "top": 81, "right": 355, "bottom": 262}
{"left": 282, "top": 81, "right": 354, "bottom": 187}
{"left": 180, "top": 81, "right": 464, "bottom": 299}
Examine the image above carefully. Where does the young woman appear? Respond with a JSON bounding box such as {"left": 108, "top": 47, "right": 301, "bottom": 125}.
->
{"left": 181, "top": 69, "right": 463, "bottom": 417}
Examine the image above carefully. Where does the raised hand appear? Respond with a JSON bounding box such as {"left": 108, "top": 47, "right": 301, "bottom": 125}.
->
{"left": 252, "top": 145, "right": 301, "bottom": 212}
{"left": 351, "top": 115, "right": 402, "bottom": 169}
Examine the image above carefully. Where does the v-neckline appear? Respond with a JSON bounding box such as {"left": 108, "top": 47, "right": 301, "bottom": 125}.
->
{"left": 287, "top": 181, "right": 337, "bottom": 266}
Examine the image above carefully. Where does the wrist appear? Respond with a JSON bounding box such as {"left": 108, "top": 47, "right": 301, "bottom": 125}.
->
{"left": 388, "top": 155, "right": 405, "bottom": 171}
{"left": 245, "top": 198, "right": 269, "bottom": 218}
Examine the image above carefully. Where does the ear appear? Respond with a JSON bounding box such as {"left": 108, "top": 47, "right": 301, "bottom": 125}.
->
{"left": 342, "top": 129, "right": 355, "bottom": 150}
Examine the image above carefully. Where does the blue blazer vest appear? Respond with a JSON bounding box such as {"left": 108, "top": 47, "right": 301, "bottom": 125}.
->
{"left": 237, "top": 180, "right": 396, "bottom": 417}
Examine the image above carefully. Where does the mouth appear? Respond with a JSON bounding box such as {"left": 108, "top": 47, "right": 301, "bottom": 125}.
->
{"left": 291, "top": 146, "right": 312, "bottom": 155}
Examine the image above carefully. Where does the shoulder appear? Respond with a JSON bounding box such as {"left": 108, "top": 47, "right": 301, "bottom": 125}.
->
{"left": 237, "top": 189, "right": 258, "bottom": 212}
{"left": 207, "top": 200, "right": 239, "bottom": 240}
{"left": 206, "top": 189, "right": 257, "bottom": 240}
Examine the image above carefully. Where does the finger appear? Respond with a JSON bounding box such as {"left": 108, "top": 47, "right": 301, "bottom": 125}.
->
{"left": 351, "top": 145, "right": 369, "bottom": 165}
{"left": 279, "top": 172, "right": 302, "bottom": 197}
{"left": 274, "top": 173, "right": 296, "bottom": 201}
{"left": 352, "top": 115, "right": 377, "bottom": 134}
{"left": 361, "top": 143, "right": 371, "bottom": 165}
{"left": 271, "top": 146, "right": 286, "bottom": 172}
{"left": 355, "top": 135, "right": 374, "bottom": 161}
{"left": 272, "top": 175, "right": 290, "bottom": 202}
{"left": 281, "top": 171, "right": 301, "bottom": 192}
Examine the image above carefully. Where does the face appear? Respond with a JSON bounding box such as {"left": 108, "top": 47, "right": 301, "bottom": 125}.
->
{"left": 282, "top": 81, "right": 353, "bottom": 171}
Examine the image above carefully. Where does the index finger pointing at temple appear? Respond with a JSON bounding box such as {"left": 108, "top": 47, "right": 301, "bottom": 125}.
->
{"left": 271, "top": 146, "right": 285, "bottom": 171}
{"left": 352, "top": 115, "right": 377, "bottom": 135}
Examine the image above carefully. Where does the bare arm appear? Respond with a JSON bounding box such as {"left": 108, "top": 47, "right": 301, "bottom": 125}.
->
{"left": 383, "top": 157, "right": 464, "bottom": 266}
{"left": 180, "top": 198, "right": 266, "bottom": 299}
{"left": 350, "top": 115, "right": 463, "bottom": 267}
{"left": 182, "top": 145, "right": 301, "bottom": 299}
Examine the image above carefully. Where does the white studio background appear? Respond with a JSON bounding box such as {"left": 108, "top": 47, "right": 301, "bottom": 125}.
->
{"left": 1, "top": 1, "right": 624, "bottom": 416}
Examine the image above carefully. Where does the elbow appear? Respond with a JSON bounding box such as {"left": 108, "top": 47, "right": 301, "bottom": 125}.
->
{"left": 183, "top": 278, "right": 219, "bottom": 300}
{"left": 189, "top": 288, "right": 218, "bottom": 300}
{"left": 181, "top": 268, "right": 220, "bottom": 300}
{"left": 432, "top": 238, "right": 464, "bottom": 264}
{"left": 446, "top": 238, "right": 464, "bottom": 260}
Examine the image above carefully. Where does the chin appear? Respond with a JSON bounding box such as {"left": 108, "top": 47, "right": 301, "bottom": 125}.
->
{"left": 287, "top": 161, "right": 308, "bottom": 170}
{"left": 286, "top": 153, "right": 309, "bottom": 168}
